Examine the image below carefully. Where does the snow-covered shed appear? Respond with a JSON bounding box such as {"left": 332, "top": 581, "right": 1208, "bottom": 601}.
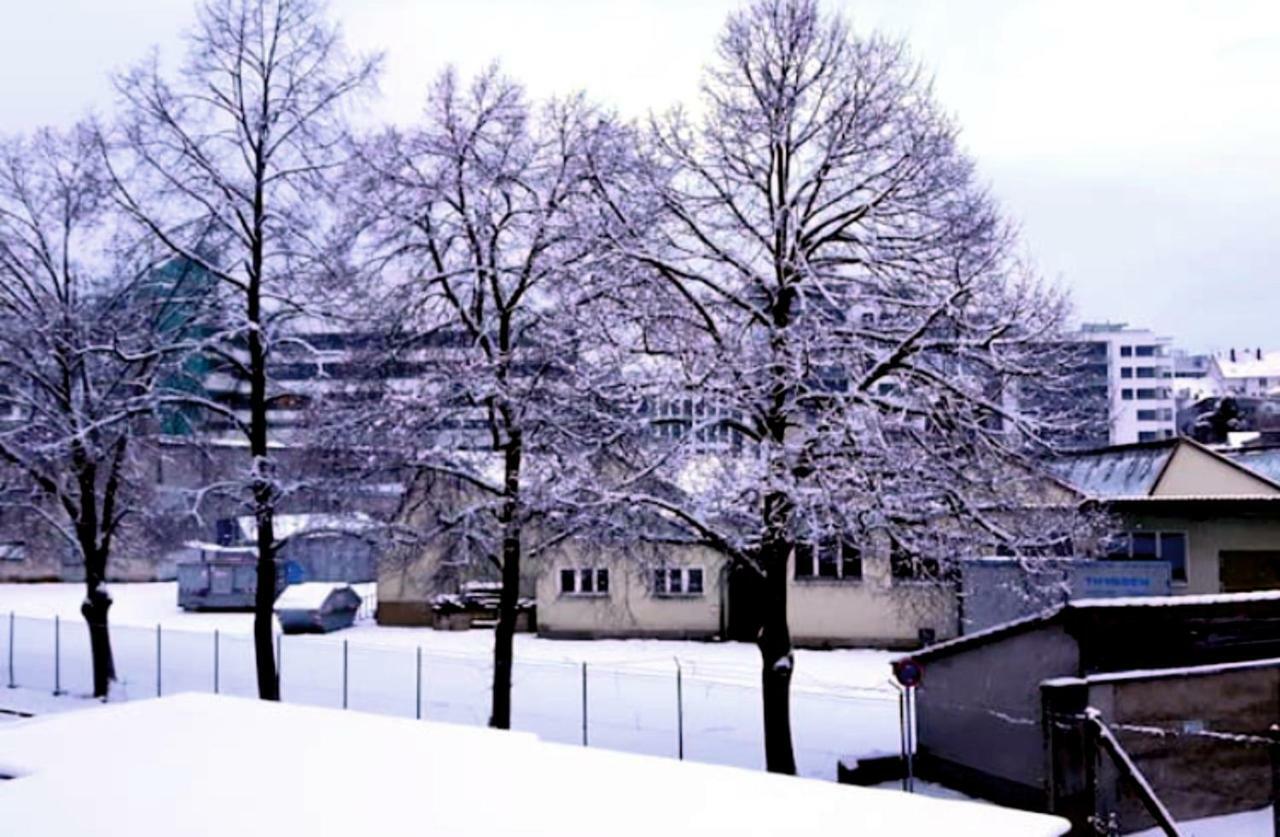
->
{"left": 273, "top": 582, "right": 362, "bottom": 633}
{"left": 900, "top": 591, "right": 1280, "bottom": 828}
{"left": 0, "top": 694, "right": 1070, "bottom": 836}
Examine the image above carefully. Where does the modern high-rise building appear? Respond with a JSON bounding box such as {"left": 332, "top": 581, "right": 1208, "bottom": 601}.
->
{"left": 1076, "top": 323, "right": 1177, "bottom": 445}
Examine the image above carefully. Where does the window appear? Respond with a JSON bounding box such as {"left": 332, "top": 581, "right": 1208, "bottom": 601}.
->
{"left": 1160, "top": 533, "right": 1188, "bottom": 583}
{"left": 1136, "top": 388, "right": 1160, "bottom": 400}
{"left": 1136, "top": 367, "right": 1157, "bottom": 379}
{"left": 653, "top": 566, "right": 705, "bottom": 597}
{"left": 1120, "top": 346, "right": 1133, "bottom": 357}
{"left": 1138, "top": 431, "right": 1160, "bottom": 442}
{"left": 1120, "top": 367, "right": 1133, "bottom": 379}
{"left": 0, "top": 542, "right": 25, "bottom": 562}
{"left": 560, "top": 567, "right": 609, "bottom": 596}
{"left": 890, "top": 540, "right": 939, "bottom": 582}
{"left": 1106, "top": 531, "right": 1188, "bottom": 583}
{"left": 1121, "top": 389, "right": 1134, "bottom": 401}
{"left": 794, "top": 538, "right": 861, "bottom": 581}
{"left": 1135, "top": 345, "right": 1159, "bottom": 358}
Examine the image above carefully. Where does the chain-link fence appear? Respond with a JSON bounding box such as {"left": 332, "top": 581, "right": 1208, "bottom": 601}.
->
{"left": 1, "top": 611, "right": 899, "bottom": 779}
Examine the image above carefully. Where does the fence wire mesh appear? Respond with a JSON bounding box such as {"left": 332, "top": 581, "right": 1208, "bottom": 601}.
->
{"left": 2, "top": 610, "right": 899, "bottom": 779}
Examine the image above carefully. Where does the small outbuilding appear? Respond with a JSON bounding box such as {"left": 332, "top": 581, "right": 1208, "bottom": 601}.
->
{"left": 274, "top": 583, "right": 362, "bottom": 634}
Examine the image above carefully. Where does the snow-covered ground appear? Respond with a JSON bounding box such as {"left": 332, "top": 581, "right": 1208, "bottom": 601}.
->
{"left": 0, "top": 694, "right": 1071, "bottom": 836}
{"left": 0, "top": 582, "right": 902, "bottom": 779}
{"left": 1129, "top": 807, "right": 1272, "bottom": 836}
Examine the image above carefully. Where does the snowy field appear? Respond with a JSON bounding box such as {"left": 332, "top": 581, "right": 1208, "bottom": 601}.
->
{"left": 0, "top": 693, "right": 1071, "bottom": 836}
{"left": 0, "top": 582, "right": 902, "bottom": 779}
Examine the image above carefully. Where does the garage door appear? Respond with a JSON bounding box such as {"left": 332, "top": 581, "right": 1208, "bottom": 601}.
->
{"left": 1219, "top": 551, "right": 1280, "bottom": 593}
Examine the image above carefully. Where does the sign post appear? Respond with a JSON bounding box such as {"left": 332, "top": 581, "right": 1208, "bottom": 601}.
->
{"left": 892, "top": 658, "right": 924, "bottom": 792}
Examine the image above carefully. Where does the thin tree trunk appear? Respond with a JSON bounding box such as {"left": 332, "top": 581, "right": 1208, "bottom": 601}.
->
{"left": 248, "top": 327, "right": 279, "bottom": 701}
{"left": 81, "top": 571, "right": 115, "bottom": 699}
{"left": 489, "top": 434, "right": 523, "bottom": 729}
{"left": 757, "top": 523, "right": 797, "bottom": 774}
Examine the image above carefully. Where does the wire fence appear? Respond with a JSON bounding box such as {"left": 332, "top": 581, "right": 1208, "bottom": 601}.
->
{"left": 0, "top": 610, "right": 899, "bottom": 779}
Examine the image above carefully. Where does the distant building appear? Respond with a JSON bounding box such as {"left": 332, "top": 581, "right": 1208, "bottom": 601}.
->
{"left": 1172, "top": 348, "right": 1215, "bottom": 405}
{"left": 1208, "top": 347, "right": 1280, "bottom": 398}
{"left": 1071, "top": 323, "right": 1177, "bottom": 445}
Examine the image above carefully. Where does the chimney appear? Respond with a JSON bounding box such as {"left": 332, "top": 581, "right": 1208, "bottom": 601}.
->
{"left": 1258, "top": 348, "right": 1263, "bottom": 361}
{"left": 1230, "top": 348, "right": 1237, "bottom": 363}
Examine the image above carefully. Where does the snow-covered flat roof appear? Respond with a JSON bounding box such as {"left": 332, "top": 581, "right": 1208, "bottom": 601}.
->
{"left": 274, "top": 582, "right": 355, "bottom": 610}
{"left": 0, "top": 694, "right": 1069, "bottom": 836}
{"left": 1070, "top": 589, "right": 1280, "bottom": 608}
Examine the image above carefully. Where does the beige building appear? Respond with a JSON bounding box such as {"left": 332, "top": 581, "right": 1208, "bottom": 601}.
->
{"left": 1053, "top": 437, "right": 1280, "bottom": 593}
{"left": 535, "top": 535, "right": 956, "bottom": 649}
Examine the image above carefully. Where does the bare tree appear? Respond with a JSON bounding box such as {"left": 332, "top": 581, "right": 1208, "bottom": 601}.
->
{"left": 0, "top": 125, "right": 196, "bottom": 697}
{"left": 349, "top": 68, "right": 634, "bottom": 728}
{"left": 592, "top": 0, "right": 1087, "bottom": 773}
{"left": 102, "top": 0, "right": 379, "bottom": 699}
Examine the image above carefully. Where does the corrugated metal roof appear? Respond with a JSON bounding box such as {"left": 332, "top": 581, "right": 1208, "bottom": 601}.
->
{"left": 1223, "top": 447, "right": 1280, "bottom": 484}
{"left": 1050, "top": 443, "right": 1174, "bottom": 498}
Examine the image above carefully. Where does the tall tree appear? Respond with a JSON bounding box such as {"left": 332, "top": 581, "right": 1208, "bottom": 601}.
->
{"left": 0, "top": 125, "right": 194, "bottom": 697}
{"left": 351, "top": 68, "right": 632, "bottom": 729}
{"left": 102, "top": 0, "right": 379, "bottom": 699}
{"left": 593, "top": 0, "right": 1084, "bottom": 773}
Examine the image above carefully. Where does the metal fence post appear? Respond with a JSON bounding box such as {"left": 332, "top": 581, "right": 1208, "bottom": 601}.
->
{"left": 581, "top": 662, "right": 589, "bottom": 747}
{"left": 415, "top": 647, "right": 422, "bottom": 721}
{"left": 674, "top": 657, "right": 684, "bottom": 760}
{"left": 276, "top": 633, "right": 282, "bottom": 699}
{"left": 342, "top": 639, "right": 349, "bottom": 709}
{"left": 156, "top": 624, "right": 162, "bottom": 697}
{"left": 213, "top": 629, "right": 220, "bottom": 694}
{"left": 1268, "top": 724, "right": 1280, "bottom": 837}
{"left": 6, "top": 611, "right": 14, "bottom": 689}
{"left": 53, "top": 615, "right": 62, "bottom": 696}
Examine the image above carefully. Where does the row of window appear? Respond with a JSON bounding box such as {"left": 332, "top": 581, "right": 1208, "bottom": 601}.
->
{"left": 1119, "top": 345, "right": 1165, "bottom": 358}
{"left": 794, "top": 538, "right": 863, "bottom": 581}
{"left": 558, "top": 567, "right": 706, "bottom": 597}
{"left": 1119, "top": 366, "right": 1170, "bottom": 380}
{"left": 1120, "top": 388, "right": 1172, "bottom": 401}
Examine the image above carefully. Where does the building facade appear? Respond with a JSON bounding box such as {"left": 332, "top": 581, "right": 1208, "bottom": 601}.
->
{"left": 1074, "top": 323, "right": 1177, "bottom": 445}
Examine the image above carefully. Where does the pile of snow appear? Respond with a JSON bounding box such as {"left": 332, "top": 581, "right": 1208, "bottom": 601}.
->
{"left": 0, "top": 694, "right": 1070, "bottom": 836}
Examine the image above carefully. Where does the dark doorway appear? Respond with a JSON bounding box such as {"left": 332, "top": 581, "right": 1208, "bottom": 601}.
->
{"left": 723, "top": 562, "right": 765, "bottom": 641}
{"left": 1219, "top": 550, "right": 1280, "bottom": 593}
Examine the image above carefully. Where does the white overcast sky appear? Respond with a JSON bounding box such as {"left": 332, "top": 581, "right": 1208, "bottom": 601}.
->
{"left": 2, "top": 0, "right": 1277, "bottom": 351}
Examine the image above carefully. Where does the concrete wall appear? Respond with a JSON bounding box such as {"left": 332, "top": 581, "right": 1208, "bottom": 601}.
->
{"left": 1045, "top": 661, "right": 1280, "bottom": 833}
{"left": 916, "top": 622, "right": 1079, "bottom": 808}
{"left": 788, "top": 552, "right": 957, "bottom": 649}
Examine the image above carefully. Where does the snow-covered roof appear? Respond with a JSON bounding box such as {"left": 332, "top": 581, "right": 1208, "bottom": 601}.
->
{"left": 237, "top": 512, "right": 375, "bottom": 543}
{"left": 1069, "top": 590, "right": 1280, "bottom": 608}
{"left": 906, "top": 590, "right": 1280, "bottom": 664}
{"left": 0, "top": 694, "right": 1070, "bottom": 836}
{"left": 1222, "top": 446, "right": 1280, "bottom": 485}
{"left": 1212, "top": 349, "right": 1280, "bottom": 381}
{"left": 1049, "top": 441, "right": 1175, "bottom": 498}
{"left": 274, "top": 582, "right": 357, "bottom": 611}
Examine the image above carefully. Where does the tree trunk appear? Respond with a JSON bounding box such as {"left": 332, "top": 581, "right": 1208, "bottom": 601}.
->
{"left": 252, "top": 500, "right": 279, "bottom": 701}
{"left": 489, "top": 434, "right": 523, "bottom": 729}
{"left": 757, "top": 530, "right": 797, "bottom": 774}
{"left": 80, "top": 580, "right": 114, "bottom": 699}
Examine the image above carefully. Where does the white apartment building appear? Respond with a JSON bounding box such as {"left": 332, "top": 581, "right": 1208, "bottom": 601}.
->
{"left": 1208, "top": 348, "right": 1280, "bottom": 398}
{"left": 1077, "top": 323, "right": 1177, "bottom": 445}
